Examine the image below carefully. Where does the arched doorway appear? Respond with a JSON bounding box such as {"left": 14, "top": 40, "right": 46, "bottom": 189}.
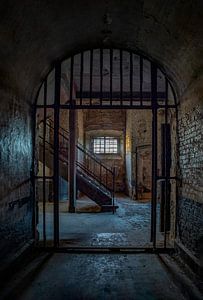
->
{"left": 34, "top": 48, "right": 178, "bottom": 250}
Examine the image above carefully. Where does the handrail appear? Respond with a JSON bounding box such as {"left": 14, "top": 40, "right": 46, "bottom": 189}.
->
{"left": 39, "top": 135, "right": 114, "bottom": 193}
{"left": 44, "top": 118, "right": 114, "bottom": 174}
{"left": 38, "top": 118, "right": 116, "bottom": 210}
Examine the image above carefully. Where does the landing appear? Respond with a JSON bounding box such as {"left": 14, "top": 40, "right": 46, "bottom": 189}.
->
{"left": 38, "top": 195, "right": 167, "bottom": 248}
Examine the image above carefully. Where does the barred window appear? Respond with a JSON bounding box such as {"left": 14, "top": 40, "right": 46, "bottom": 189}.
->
{"left": 93, "top": 137, "right": 119, "bottom": 154}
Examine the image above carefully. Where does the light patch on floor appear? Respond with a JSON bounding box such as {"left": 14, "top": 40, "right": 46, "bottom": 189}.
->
{"left": 37, "top": 195, "right": 167, "bottom": 247}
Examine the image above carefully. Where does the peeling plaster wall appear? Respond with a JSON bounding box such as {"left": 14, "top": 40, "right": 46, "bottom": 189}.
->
{"left": 0, "top": 88, "right": 33, "bottom": 263}
{"left": 84, "top": 110, "right": 126, "bottom": 192}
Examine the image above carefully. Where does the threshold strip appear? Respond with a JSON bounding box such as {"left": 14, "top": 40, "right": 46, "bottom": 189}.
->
{"left": 36, "top": 247, "right": 175, "bottom": 254}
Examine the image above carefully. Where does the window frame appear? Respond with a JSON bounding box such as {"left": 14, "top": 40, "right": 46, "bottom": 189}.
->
{"left": 92, "top": 136, "right": 120, "bottom": 155}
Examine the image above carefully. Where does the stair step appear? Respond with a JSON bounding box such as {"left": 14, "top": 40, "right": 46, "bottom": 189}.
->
{"left": 101, "top": 205, "right": 119, "bottom": 212}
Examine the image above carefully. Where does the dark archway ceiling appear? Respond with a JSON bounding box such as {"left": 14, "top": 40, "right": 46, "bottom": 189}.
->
{"left": 0, "top": 0, "right": 202, "bottom": 102}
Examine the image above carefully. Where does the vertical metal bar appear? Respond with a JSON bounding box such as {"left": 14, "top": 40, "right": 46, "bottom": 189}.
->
{"left": 173, "top": 84, "right": 178, "bottom": 239}
{"left": 100, "top": 48, "right": 103, "bottom": 106}
{"left": 70, "top": 56, "right": 74, "bottom": 108}
{"left": 164, "top": 79, "right": 168, "bottom": 248}
{"left": 110, "top": 48, "right": 113, "bottom": 106}
{"left": 130, "top": 52, "right": 133, "bottom": 107}
{"left": 89, "top": 49, "right": 93, "bottom": 106}
{"left": 100, "top": 163, "right": 102, "bottom": 183}
{"left": 69, "top": 110, "right": 76, "bottom": 213}
{"left": 32, "top": 106, "right": 37, "bottom": 244}
{"left": 120, "top": 49, "right": 123, "bottom": 106}
{"left": 69, "top": 56, "right": 76, "bottom": 213}
{"left": 53, "top": 63, "right": 61, "bottom": 248}
{"left": 80, "top": 52, "right": 84, "bottom": 106}
{"left": 135, "top": 147, "right": 138, "bottom": 200}
{"left": 112, "top": 167, "right": 115, "bottom": 214}
{"left": 151, "top": 63, "right": 157, "bottom": 249}
{"left": 43, "top": 80, "right": 47, "bottom": 246}
{"left": 140, "top": 56, "right": 143, "bottom": 106}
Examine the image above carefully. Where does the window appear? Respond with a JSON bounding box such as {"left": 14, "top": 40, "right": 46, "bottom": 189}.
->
{"left": 93, "top": 137, "right": 119, "bottom": 154}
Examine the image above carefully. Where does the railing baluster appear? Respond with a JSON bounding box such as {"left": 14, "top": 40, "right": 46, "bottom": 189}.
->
{"left": 45, "top": 118, "right": 115, "bottom": 208}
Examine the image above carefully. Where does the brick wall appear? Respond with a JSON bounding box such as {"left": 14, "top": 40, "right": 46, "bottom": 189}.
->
{"left": 177, "top": 198, "right": 203, "bottom": 258}
{"left": 177, "top": 76, "right": 203, "bottom": 259}
{"left": 0, "top": 89, "right": 33, "bottom": 263}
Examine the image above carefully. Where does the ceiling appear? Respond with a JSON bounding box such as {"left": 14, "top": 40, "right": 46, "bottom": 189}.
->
{"left": 0, "top": 0, "right": 202, "bottom": 102}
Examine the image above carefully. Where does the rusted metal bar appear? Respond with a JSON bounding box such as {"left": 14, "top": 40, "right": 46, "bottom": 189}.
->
{"left": 89, "top": 49, "right": 93, "bottom": 106}
{"left": 120, "top": 49, "right": 123, "bottom": 106}
{"left": 130, "top": 52, "right": 133, "bottom": 106}
{"left": 112, "top": 166, "right": 115, "bottom": 214}
{"left": 69, "top": 56, "right": 76, "bottom": 213}
{"left": 110, "top": 48, "right": 113, "bottom": 105}
{"left": 135, "top": 146, "right": 138, "bottom": 200}
{"left": 151, "top": 63, "right": 158, "bottom": 249}
{"left": 32, "top": 106, "right": 37, "bottom": 244}
{"left": 43, "top": 80, "right": 47, "bottom": 246}
{"left": 70, "top": 56, "right": 74, "bottom": 108}
{"left": 53, "top": 63, "right": 61, "bottom": 247}
{"left": 140, "top": 56, "right": 143, "bottom": 106}
{"left": 164, "top": 79, "right": 168, "bottom": 248}
{"left": 100, "top": 48, "right": 103, "bottom": 106}
{"left": 80, "top": 52, "right": 84, "bottom": 106}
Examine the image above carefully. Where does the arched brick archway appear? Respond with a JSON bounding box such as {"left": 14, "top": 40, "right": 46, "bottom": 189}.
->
{"left": 0, "top": 1, "right": 202, "bottom": 274}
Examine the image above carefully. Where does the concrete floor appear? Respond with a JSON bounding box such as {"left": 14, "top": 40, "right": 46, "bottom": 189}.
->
{"left": 17, "top": 253, "right": 186, "bottom": 300}
{"left": 37, "top": 195, "right": 166, "bottom": 248}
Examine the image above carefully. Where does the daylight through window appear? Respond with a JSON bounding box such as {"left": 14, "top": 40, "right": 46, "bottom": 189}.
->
{"left": 93, "top": 137, "right": 118, "bottom": 154}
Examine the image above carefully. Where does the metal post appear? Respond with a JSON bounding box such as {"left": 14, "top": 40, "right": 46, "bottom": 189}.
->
{"left": 140, "top": 57, "right": 143, "bottom": 106}
{"left": 151, "top": 63, "right": 158, "bottom": 249}
{"left": 53, "top": 63, "right": 61, "bottom": 247}
{"left": 69, "top": 56, "right": 76, "bottom": 213}
{"left": 110, "top": 48, "right": 113, "bottom": 105}
{"left": 43, "top": 80, "right": 47, "bottom": 246}
{"left": 135, "top": 147, "right": 138, "bottom": 200}
{"left": 164, "top": 80, "right": 168, "bottom": 248}
{"left": 120, "top": 49, "right": 123, "bottom": 106}
{"left": 32, "top": 106, "right": 37, "bottom": 244}
{"left": 112, "top": 166, "right": 115, "bottom": 214}
{"left": 90, "top": 49, "right": 93, "bottom": 106}
{"left": 130, "top": 52, "right": 133, "bottom": 106}
{"left": 80, "top": 52, "right": 84, "bottom": 106}
{"left": 100, "top": 48, "right": 103, "bottom": 106}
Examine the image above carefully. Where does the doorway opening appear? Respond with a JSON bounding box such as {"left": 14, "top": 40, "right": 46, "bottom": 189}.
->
{"left": 34, "top": 48, "right": 178, "bottom": 250}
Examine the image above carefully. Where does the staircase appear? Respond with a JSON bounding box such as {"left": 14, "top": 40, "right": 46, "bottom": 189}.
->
{"left": 38, "top": 119, "right": 117, "bottom": 212}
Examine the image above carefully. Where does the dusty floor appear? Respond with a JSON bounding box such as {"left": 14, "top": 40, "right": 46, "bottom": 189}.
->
{"left": 37, "top": 195, "right": 166, "bottom": 247}
{"left": 17, "top": 253, "right": 186, "bottom": 300}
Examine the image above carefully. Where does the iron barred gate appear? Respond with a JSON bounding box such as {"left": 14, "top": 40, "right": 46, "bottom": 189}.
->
{"left": 34, "top": 48, "right": 178, "bottom": 250}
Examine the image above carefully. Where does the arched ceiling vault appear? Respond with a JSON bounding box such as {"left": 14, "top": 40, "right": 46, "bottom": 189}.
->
{"left": 0, "top": 0, "right": 202, "bottom": 103}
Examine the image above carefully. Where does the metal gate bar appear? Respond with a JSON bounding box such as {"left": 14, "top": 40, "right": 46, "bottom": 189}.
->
{"left": 34, "top": 48, "right": 178, "bottom": 250}
{"left": 80, "top": 52, "right": 84, "bottom": 106}
{"left": 164, "top": 79, "right": 169, "bottom": 248}
{"left": 140, "top": 56, "right": 143, "bottom": 106}
{"left": 53, "top": 63, "right": 61, "bottom": 247}
{"left": 151, "top": 62, "right": 158, "bottom": 249}
{"left": 130, "top": 52, "right": 133, "bottom": 106}
{"left": 43, "top": 79, "right": 47, "bottom": 246}
{"left": 100, "top": 48, "right": 103, "bottom": 106}
{"left": 120, "top": 49, "right": 123, "bottom": 105}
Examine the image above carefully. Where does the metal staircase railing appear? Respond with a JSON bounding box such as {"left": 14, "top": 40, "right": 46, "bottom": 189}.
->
{"left": 38, "top": 119, "right": 116, "bottom": 208}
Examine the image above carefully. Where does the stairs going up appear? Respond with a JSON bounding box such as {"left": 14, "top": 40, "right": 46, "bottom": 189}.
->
{"left": 38, "top": 119, "right": 117, "bottom": 212}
